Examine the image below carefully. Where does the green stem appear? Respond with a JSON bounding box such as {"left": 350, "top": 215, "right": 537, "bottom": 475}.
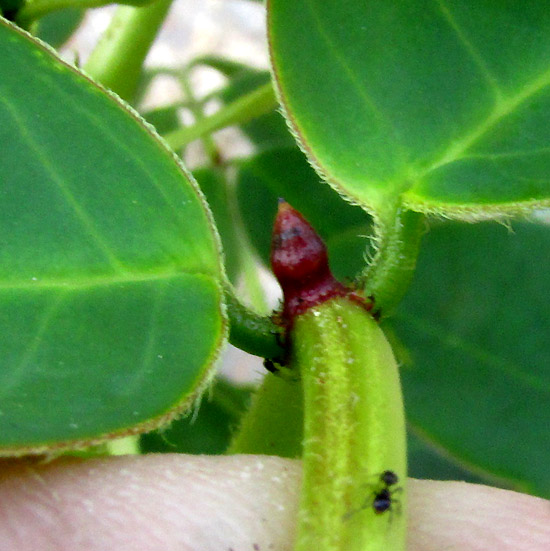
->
{"left": 292, "top": 297, "right": 407, "bottom": 551}
{"left": 189, "top": 55, "right": 248, "bottom": 78}
{"left": 164, "top": 82, "right": 277, "bottom": 150}
{"left": 17, "top": 0, "right": 108, "bottom": 26}
{"left": 362, "top": 203, "right": 425, "bottom": 317}
{"left": 179, "top": 68, "right": 220, "bottom": 163}
{"left": 106, "top": 434, "right": 140, "bottom": 455}
{"left": 16, "top": 0, "right": 153, "bottom": 27}
{"left": 83, "top": 0, "right": 172, "bottom": 102}
{"left": 224, "top": 286, "right": 284, "bottom": 360}
{"left": 227, "top": 372, "right": 303, "bottom": 457}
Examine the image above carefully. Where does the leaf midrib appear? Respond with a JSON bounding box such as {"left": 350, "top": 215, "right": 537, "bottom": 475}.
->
{"left": 410, "top": 66, "right": 550, "bottom": 186}
{"left": 0, "top": 268, "right": 216, "bottom": 292}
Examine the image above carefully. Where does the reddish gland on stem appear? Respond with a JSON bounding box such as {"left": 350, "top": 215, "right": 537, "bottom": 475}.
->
{"left": 270, "top": 200, "right": 348, "bottom": 325}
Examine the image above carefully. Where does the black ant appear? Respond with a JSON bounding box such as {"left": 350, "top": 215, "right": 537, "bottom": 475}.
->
{"left": 372, "top": 470, "right": 401, "bottom": 515}
{"left": 343, "top": 470, "right": 402, "bottom": 520}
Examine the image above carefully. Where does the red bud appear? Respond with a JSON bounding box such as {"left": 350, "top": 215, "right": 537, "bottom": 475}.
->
{"left": 270, "top": 200, "right": 348, "bottom": 324}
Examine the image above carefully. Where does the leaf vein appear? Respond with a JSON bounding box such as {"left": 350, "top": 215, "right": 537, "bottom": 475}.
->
{"left": 418, "top": 66, "right": 550, "bottom": 179}
{"left": 38, "top": 69, "right": 196, "bottom": 227}
{"left": 434, "top": 0, "right": 503, "bottom": 100}
{"left": 400, "top": 313, "right": 550, "bottom": 394}
{"left": 0, "top": 95, "right": 127, "bottom": 272}
{"left": 302, "top": 0, "right": 409, "bottom": 161}
{"left": 0, "top": 269, "right": 211, "bottom": 292}
{"left": 0, "top": 291, "right": 66, "bottom": 396}
{"left": 460, "top": 146, "right": 550, "bottom": 161}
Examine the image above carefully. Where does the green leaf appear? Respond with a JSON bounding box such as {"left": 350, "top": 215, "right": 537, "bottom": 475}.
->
{"left": 268, "top": 1, "right": 550, "bottom": 219}
{"left": 0, "top": 18, "right": 226, "bottom": 454}
{"left": 236, "top": 147, "right": 371, "bottom": 281}
{"left": 395, "top": 221, "right": 550, "bottom": 497}
{"left": 407, "top": 430, "right": 486, "bottom": 484}
{"left": 140, "top": 378, "right": 253, "bottom": 454}
{"left": 193, "top": 167, "right": 241, "bottom": 283}
{"left": 34, "top": 8, "right": 84, "bottom": 49}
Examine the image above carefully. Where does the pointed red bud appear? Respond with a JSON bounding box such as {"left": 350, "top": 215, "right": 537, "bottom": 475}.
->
{"left": 270, "top": 200, "right": 348, "bottom": 324}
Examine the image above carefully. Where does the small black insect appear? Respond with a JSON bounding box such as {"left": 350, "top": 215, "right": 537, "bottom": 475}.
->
{"left": 343, "top": 470, "right": 402, "bottom": 520}
{"left": 372, "top": 470, "right": 401, "bottom": 515}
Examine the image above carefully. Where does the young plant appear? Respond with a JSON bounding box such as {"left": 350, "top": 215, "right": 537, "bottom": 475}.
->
{"left": 1, "top": 0, "right": 550, "bottom": 549}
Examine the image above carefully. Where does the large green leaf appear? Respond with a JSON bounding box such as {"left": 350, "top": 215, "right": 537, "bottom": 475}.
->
{"left": 268, "top": 0, "right": 550, "bottom": 219}
{"left": 395, "top": 221, "right": 550, "bottom": 497}
{"left": 0, "top": 18, "right": 226, "bottom": 454}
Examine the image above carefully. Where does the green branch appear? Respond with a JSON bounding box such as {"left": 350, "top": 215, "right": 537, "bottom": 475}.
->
{"left": 16, "top": 0, "right": 154, "bottom": 27}
{"left": 224, "top": 286, "right": 284, "bottom": 360}
{"left": 83, "top": 0, "right": 172, "bottom": 102}
{"left": 164, "top": 81, "right": 277, "bottom": 150}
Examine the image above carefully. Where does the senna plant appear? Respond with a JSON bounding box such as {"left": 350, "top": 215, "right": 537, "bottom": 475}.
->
{"left": 1, "top": 0, "right": 550, "bottom": 549}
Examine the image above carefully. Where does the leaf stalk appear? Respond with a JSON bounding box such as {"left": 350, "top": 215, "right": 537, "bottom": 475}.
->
{"left": 362, "top": 203, "right": 425, "bottom": 316}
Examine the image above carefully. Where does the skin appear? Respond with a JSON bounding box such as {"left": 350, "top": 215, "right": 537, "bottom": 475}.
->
{"left": 0, "top": 454, "right": 549, "bottom": 551}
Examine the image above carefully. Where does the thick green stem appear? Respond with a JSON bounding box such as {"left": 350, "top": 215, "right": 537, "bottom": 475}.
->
{"left": 292, "top": 297, "right": 407, "bottom": 551}
{"left": 83, "top": 0, "right": 172, "bottom": 102}
{"left": 164, "top": 82, "right": 277, "bottom": 150}
{"left": 227, "top": 372, "right": 303, "bottom": 457}
{"left": 362, "top": 203, "right": 425, "bottom": 317}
